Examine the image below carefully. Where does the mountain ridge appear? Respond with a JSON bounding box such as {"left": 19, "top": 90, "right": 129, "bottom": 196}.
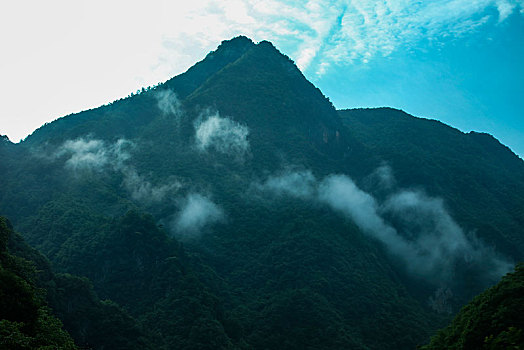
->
{"left": 1, "top": 37, "right": 523, "bottom": 349}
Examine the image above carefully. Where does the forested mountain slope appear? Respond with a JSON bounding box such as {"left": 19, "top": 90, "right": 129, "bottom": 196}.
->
{"left": 1, "top": 216, "right": 158, "bottom": 349}
{"left": 339, "top": 108, "right": 524, "bottom": 259}
{"left": 421, "top": 263, "right": 524, "bottom": 349}
{"left": 1, "top": 36, "right": 523, "bottom": 349}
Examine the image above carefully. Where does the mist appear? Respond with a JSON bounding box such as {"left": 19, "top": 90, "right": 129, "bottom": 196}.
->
{"left": 57, "top": 138, "right": 110, "bottom": 172}
{"left": 56, "top": 137, "right": 180, "bottom": 205}
{"left": 55, "top": 137, "right": 134, "bottom": 172}
{"left": 257, "top": 167, "right": 512, "bottom": 285}
{"left": 317, "top": 174, "right": 415, "bottom": 262}
{"left": 366, "top": 163, "right": 395, "bottom": 191}
{"left": 173, "top": 193, "right": 224, "bottom": 237}
{"left": 256, "top": 169, "right": 316, "bottom": 198}
{"left": 121, "top": 167, "right": 181, "bottom": 205}
{"left": 110, "top": 139, "right": 133, "bottom": 168}
{"left": 380, "top": 190, "right": 512, "bottom": 281}
{"left": 194, "top": 112, "right": 249, "bottom": 159}
{"left": 155, "top": 89, "right": 182, "bottom": 117}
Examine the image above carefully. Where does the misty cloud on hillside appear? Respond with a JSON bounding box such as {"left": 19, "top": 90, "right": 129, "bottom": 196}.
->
{"left": 173, "top": 193, "right": 224, "bottom": 237}
{"left": 380, "top": 190, "right": 511, "bottom": 281}
{"left": 194, "top": 112, "right": 249, "bottom": 158}
{"left": 317, "top": 174, "right": 414, "bottom": 260}
{"left": 155, "top": 89, "right": 182, "bottom": 117}
{"left": 121, "top": 167, "right": 181, "bottom": 205}
{"left": 56, "top": 137, "right": 133, "bottom": 173}
{"left": 110, "top": 139, "right": 133, "bottom": 167}
{"left": 367, "top": 163, "right": 396, "bottom": 190}
{"left": 256, "top": 169, "right": 316, "bottom": 198}
{"left": 56, "top": 137, "right": 180, "bottom": 205}
{"left": 57, "top": 138, "right": 223, "bottom": 236}
{"left": 58, "top": 138, "right": 110, "bottom": 171}
{"left": 257, "top": 167, "right": 512, "bottom": 284}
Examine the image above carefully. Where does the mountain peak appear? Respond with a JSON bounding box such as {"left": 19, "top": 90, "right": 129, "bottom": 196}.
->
{"left": 182, "top": 36, "right": 343, "bottom": 156}
{"left": 256, "top": 40, "right": 278, "bottom": 50}
{"left": 217, "top": 35, "right": 254, "bottom": 49}
{"left": 162, "top": 36, "right": 255, "bottom": 99}
{"left": 205, "top": 35, "right": 255, "bottom": 62}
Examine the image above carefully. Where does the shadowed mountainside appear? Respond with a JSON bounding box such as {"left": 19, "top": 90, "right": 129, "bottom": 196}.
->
{"left": 1, "top": 37, "right": 523, "bottom": 349}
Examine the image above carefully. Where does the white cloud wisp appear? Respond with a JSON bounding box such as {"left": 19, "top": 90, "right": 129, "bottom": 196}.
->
{"left": 173, "top": 193, "right": 224, "bottom": 237}
{"left": 256, "top": 167, "right": 512, "bottom": 284}
{"left": 195, "top": 112, "right": 250, "bottom": 158}
{"left": 56, "top": 138, "right": 180, "bottom": 205}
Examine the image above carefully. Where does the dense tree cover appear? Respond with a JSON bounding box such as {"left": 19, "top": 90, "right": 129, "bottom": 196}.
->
{"left": 0, "top": 217, "right": 77, "bottom": 349}
{"left": 1, "top": 36, "right": 523, "bottom": 348}
{"left": 339, "top": 108, "right": 524, "bottom": 260}
{"left": 421, "top": 263, "right": 524, "bottom": 349}
{"left": 3, "top": 216, "right": 161, "bottom": 350}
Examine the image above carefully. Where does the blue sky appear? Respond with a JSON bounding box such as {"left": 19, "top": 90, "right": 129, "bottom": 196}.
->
{"left": 1, "top": 0, "right": 523, "bottom": 156}
{"left": 310, "top": 5, "right": 524, "bottom": 157}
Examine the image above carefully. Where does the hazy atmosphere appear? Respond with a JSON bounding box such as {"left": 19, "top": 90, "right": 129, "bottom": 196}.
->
{"left": 1, "top": 0, "right": 523, "bottom": 156}
{"left": 1, "top": 2, "right": 523, "bottom": 349}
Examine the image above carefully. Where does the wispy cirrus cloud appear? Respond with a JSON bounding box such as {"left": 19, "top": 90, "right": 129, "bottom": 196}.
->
{"left": 157, "top": 0, "right": 523, "bottom": 77}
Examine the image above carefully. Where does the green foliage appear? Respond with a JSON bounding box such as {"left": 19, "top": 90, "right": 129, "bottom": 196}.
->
{"left": 0, "top": 217, "right": 77, "bottom": 349}
{"left": 339, "top": 108, "right": 524, "bottom": 260}
{"left": 421, "top": 264, "right": 524, "bottom": 349}
{"left": 0, "top": 310, "right": 77, "bottom": 350}
{"left": 47, "top": 273, "right": 159, "bottom": 350}
{"left": 484, "top": 327, "right": 523, "bottom": 349}
{"left": 0, "top": 219, "right": 7, "bottom": 253}
{"left": 2, "top": 216, "right": 161, "bottom": 350}
{"left": 32, "top": 308, "right": 77, "bottom": 350}
{"left": 1, "top": 37, "right": 524, "bottom": 350}
{"left": 0, "top": 267, "right": 39, "bottom": 329}
{"left": 0, "top": 320, "right": 33, "bottom": 350}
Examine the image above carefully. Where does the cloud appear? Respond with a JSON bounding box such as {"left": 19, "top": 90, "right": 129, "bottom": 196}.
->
{"left": 174, "top": 193, "right": 224, "bottom": 236}
{"left": 57, "top": 137, "right": 179, "bottom": 205}
{"left": 380, "top": 190, "right": 512, "bottom": 281}
{"left": 3, "top": 0, "right": 523, "bottom": 144}
{"left": 121, "top": 167, "right": 181, "bottom": 205}
{"left": 155, "top": 89, "right": 182, "bottom": 116}
{"left": 194, "top": 112, "right": 250, "bottom": 158}
{"left": 57, "top": 138, "right": 110, "bottom": 171}
{"left": 496, "top": 0, "right": 518, "bottom": 21}
{"left": 366, "top": 163, "right": 395, "bottom": 190}
{"left": 257, "top": 167, "right": 512, "bottom": 284}
{"left": 110, "top": 138, "right": 133, "bottom": 168}
{"left": 317, "top": 174, "right": 416, "bottom": 264}
{"left": 156, "top": 0, "right": 523, "bottom": 77}
{"left": 256, "top": 170, "right": 317, "bottom": 198}
{"left": 313, "top": 0, "right": 516, "bottom": 73}
{"left": 56, "top": 137, "right": 132, "bottom": 172}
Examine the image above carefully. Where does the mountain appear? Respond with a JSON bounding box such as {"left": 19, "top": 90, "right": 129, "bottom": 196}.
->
{"left": 0, "top": 217, "right": 78, "bottom": 350}
{"left": 421, "top": 263, "right": 524, "bottom": 349}
{"left": 1, "top": 216, "right": 165, "bottom": 349}
{"left": 1, "top": 36, "right": 523, "bottom": 349}
{"left": 339, "top": 108, "right": 524, "bottom": 259}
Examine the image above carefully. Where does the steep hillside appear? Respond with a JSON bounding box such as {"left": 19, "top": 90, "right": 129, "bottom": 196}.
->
{"left": 339, "top": 108, "right": 524, "bottom": 259}
{"left": 1, "top": 37, "right": 523, "bottom": 349}
{"left": 1, "top": 216, "right": 158, "bottom": 350}
{"left": 421, "top": 263, "right": 524, "bottom": 349}
{"left": 20, "top": 37, "right": 256, "bottom": 147}
{"left": 0, "top": 217, "right": 77, "bottom": 349}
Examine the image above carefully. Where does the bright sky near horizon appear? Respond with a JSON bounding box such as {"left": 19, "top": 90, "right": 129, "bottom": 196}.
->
{"left": 1, "top": 0, "right": 523, "bottom": 156}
